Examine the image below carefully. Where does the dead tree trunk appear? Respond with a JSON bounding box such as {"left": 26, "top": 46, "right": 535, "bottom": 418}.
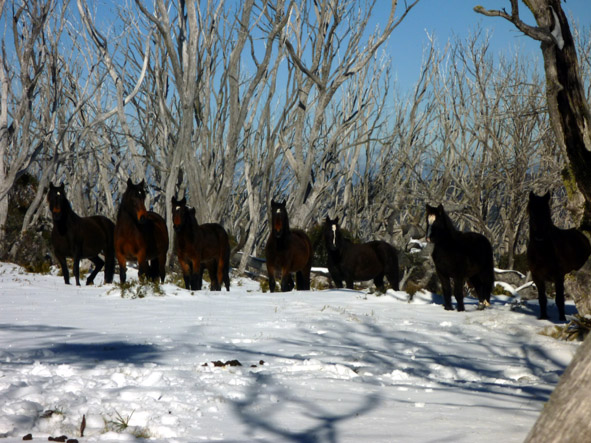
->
{"left": 525, "top": 332, "right": 591, "bottom": 442}
{"left": 475, "top": 0, "right": 591, "bottom": 229}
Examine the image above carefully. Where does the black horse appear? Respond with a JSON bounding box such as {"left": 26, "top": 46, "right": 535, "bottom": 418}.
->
{"left": 265, "top": 199, "right": 313, "bottom": 292}
{"left": 527, "top": 191, "right": 591, "bottom": 321}
{"left": 171, "top": 196, "right": 231, "bottom": 291}
{"left": 47, "top": 182, "right": 115, "bottom": 286}
{"left": 323, "top": 216, "right": 399, "bottom": 292}
{"left": 426, "top": 204, "right": 494, "bottom": 311}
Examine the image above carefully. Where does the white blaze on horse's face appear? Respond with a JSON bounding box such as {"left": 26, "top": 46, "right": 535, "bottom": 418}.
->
{"left": 426, "top": 213, "right": 437, "bottom": 242}
{"left": 276, "top": 208, "right": 281, "bottom": 215}
{"left": 175, "top": 206, "right": 181, "bottom": 211}
{"left": 332, "top": 224, "right": 337, "bottom": 247}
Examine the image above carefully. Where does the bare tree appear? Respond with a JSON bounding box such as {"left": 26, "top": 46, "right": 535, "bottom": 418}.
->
{"left": 475, "top": 1, "right": 591, "bottom": 229}
{"left": 0, "top": 0, "right": 52, "bottom": 246}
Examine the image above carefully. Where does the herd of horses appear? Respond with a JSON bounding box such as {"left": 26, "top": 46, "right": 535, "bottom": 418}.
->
{"left": 46, "top": 179, "right": 591, "bottom": 322}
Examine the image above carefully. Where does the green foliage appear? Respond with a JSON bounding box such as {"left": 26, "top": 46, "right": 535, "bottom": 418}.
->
{"left": 259, "top": 278, "right": 269, "bottom": 293}
{"left": 540, "top": 315, "right": 591, "bottom": 341}
{"left": 492, "top": 284, "right": 512, "bottom": 296}
{"left": 111, "top": 277, "right": 165, "bottom": 298}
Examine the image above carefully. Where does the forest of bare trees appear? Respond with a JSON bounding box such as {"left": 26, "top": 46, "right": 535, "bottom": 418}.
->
{"left": 0, "top": 0, "right": 588, "bottom": 273}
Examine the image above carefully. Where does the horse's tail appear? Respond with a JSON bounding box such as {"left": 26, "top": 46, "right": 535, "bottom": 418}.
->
{"left": 104, "top": 219, "right": 116, "bottom": 284}
{"left": 220, "top": 228, "right": 231, "bottom": 291}
{"left": 381, "top": 243, "right": 400, "bottom": 291}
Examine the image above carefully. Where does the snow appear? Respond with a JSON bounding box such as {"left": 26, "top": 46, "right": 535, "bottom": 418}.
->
{"left": 0, "top": 262, "right": 579, "bottom": 442}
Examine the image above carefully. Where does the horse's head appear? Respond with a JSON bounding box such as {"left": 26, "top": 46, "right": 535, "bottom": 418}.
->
{"left": 270, "top": 199, "right": 289, "bottom": 238}
{"left": 527, "top": 191, "right": 552, "bottom": 234}
{"left": 121, "top": 178, "right": 148, "bottom": 224}
{"left": 171, "top": 196, "right": 190, "bottom": 232}
{"left": 47, "top": 182, "right": 68, "bottom": 221}
{"left": 425, "top": 203, "right": 448, "bottom": 243}
{"left": 323, "top": 216, "right": 341, "bottom": 251}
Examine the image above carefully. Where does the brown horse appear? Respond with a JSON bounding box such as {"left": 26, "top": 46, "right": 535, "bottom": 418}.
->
{"left": 527, "top": 191, "right": 591, "bottom": 321}
{"left": 323, "top": 216, "right": 399, "bottom": 292}
{"left": 426, "top": 204, "right": 495, "bottom": 311}
{"left": 115, "top": 178, "right": 169, "bottom": 283}
{"left": 265, "top": 199, "right": 313, "bottom": 292}
{"left": 171, "top": 196, "right": 231, "bottom": 291}
{"left": 47, "top": 182, "right": 115, "bottom": 286}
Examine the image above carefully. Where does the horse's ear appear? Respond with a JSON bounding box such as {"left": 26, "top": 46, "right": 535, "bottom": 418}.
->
{"left": 437, "top": 204, "right": 444, "bottom": 214}
{"left": 180, "top": 197, "right": 186, "bottom": 206}
{"left": 544, "top": 191, "right": 551, "bottom": 201}
{"left": 127, "top": 177, "right": 133, "bottom": 187}
{"left": 281, "top": 200, "right": 286, "bottom": 207}
{"left": 59, "top": 182, "right": 65, "bottom": 190}
{"left": 190, "top": 207, "right": 196, "bottom": 216}
{"left": 335, "top": 216, "right": 339, "bottom": 224}
{"left": 529, "top": 191, "right": 535, "bottom": 200}
{"left": 49, "top": 182, "right": 55, "bottom": 190}
{"left": 140, "top": 179, "right": 146, "bottom": 189}
{"left": 171, "top": 196, "right": 177, "bottom": 205}
{"left": 271, "top": 198, "right": 276, "bottom": 206}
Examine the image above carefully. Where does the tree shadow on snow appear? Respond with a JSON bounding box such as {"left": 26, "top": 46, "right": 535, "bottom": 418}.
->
{"left": 0, "top": 323, "right": 161, "bottom": 367}
{"left": 210, "top": 311, "right": 570, "bottom": 440}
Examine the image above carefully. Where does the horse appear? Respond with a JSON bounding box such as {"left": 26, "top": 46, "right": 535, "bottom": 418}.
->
{"left": 114, "top": 178, "right": 169, "bottom": 283}
{"left": 426, "top": 204, "right": 494, "bottom": 311}
{"left": 46, "top": 182, "right": 115, "bottom": 286}
{"left": 265, "top": 199, "right": 313, "bottom": 292}
{"left": 527, "top": 191, "right": 591, "bottom": 321}
{"left": 171, "top": 196, "right": 231, "bottom": 291}
{"left": 323, "top": 216, "right": 399, "bottom": 292}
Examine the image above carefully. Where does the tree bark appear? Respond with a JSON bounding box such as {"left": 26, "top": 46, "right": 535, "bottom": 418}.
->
{"left": 475, "top": 0, "right": 591, "bottom": 230}
{"left": 525, "top": 332, "right": 591, "bottom": 442}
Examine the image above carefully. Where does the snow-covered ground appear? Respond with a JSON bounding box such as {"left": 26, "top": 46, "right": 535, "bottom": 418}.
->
{"left": 0, "top": 262, "right": 579, "bottom": 442}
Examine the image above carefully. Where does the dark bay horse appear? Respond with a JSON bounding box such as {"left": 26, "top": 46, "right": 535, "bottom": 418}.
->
{"left": 527, "top": 191, "right": 591, "bottom": 321}
{"left": 46, "top": 182, "right": 115, "bottom": 286}
{"left": 323, "top": 216, "right": 399, "bottom": 292}
{"left": 115, "top": 178, "right": 169, "bottom": 283}
{"left": 171, "top": 196, "right": 231, "bottom": 291}
{"left": 426, "top": 204, "right": 494, "bottom": 311}
{"left": 265, "top": 199, "right": 313, "bottom": 292}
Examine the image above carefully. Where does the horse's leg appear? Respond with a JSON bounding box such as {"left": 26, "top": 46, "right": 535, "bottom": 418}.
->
{"left": 209, "top": 262, "right": 220, "bottom": 291}
{"left": 57, "top": 254, "right": 70, "bottom": 285}
{"left": 158, "top": 252, "right": 167, "bottom": 283}
{"left": 86, "top": 256, "right": 104, "bottom": 285}
{"left": 373, "top": 273, "right": 386, "bottom": 292}
{"left": 280, "top": 269, "right": 294, "bottom": 292}
{"left": 295, "top": 271, "right": 305, "bottom": 291}
{"left": 385, "top": 264, "right": 400, "bottom": 291}
{"left": 533, "top": 275, "right": 548, "bottom": 320}
{"left": 453, "top": 277, "right": 465, "bottom": 311}
{"left": 345, "top": 276, "right": 354, "bottom": 289}
{"left": 470, "top": 275, "right": 487, "bottom": 310}
{"left": 216, "top": 255, "right": 226, "bottom": 291}
{"left": 267, "top": 263, "right": 276, "bottom": 293}
{"left": 295, "top": 267, "right": 311, "bottom": 291}
{"left": 195, "top": 263, "right": 204, "bottom": 290}
{"left": 555, "top": 276, "right": 567, "bottom": 322}
{"left": 179, "top": 259, "right": 192, "bottom": 289}
{"left": 438, "top": 272, "right": 453, "bottom": 310}
{"left": 73, "top": 252, "right": 82, "bottom": 286}
{"left": 137, "top": 250, "right": 149, "bottom": 280}
{"left": 104, "top": 249, "right": 115, "bottom": 284}
{"left": 222, "top": 259, "right": 231, "bottom": 291}
{"left": 116, "top": 251, "right": 127, "bottom": 284}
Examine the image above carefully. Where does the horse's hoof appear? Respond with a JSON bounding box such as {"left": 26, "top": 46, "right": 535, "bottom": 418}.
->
{"left": 444, "top": 305, "right": 453, "bottom": 311}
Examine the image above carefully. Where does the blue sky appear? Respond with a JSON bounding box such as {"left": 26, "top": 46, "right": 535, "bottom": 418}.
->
{"left": 376, "top": 0, "right": 591, "bottom": 91}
